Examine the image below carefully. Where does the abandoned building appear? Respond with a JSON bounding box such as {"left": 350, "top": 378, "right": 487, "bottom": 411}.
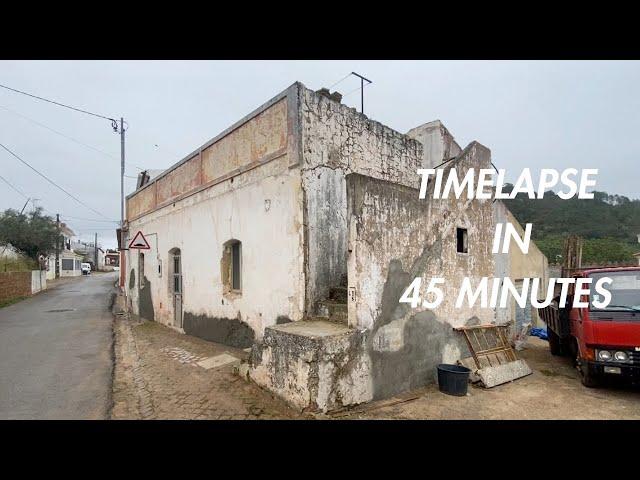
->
{"left": 123, "top": 82, "right": 548, "bottom": 412}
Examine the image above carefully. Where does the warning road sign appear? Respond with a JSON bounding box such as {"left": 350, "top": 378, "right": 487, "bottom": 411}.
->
{"left": 128, "top": 231, "right": 151, "bottom": 250}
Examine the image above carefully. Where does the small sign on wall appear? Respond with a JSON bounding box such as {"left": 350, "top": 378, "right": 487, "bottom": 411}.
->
{"left": 128, "top": 231, "right": 151, "bottom": 250}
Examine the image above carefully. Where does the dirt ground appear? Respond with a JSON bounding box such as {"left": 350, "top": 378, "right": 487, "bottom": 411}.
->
{"left": 337, "top": 337, "right": 640, "bottom": 420}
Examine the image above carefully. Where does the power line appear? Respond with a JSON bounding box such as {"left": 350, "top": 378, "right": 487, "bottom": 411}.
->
{"left": 0, "top": 104, "right": 147, "bottom": 172}
{"left": 61, "top": 215, "right": 118, "bottom": 223}
{"left": 0, "top": 142, "right": 111, "bottom": 220}
{"left": 328, "top": 73, "right": 353, "bottom": 90}
{"left": 0, "top": 83, "right": 117, "bottom": 124}
{"left": 0, "top": 104, "right": 119, "bottom": 160}
{"left": 0, "top": 173, "right": 28, "bottom": 199}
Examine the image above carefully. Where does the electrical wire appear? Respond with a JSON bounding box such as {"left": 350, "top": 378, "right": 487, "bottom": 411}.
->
{"left": 61, "top": 215, "right": 118, "bottom": 223}
{"left": 328, "top": 73, "right": 353, "bottom": 90}
{"left": 0, "top": 173, "right": 28, "bottom": 199}
{"left": 0, "top": 104, "right": 119, "bottom": 160}
{"left": 0, "top": 83, "right": 116, "bottom": 124}
{"left": 342, "top": 83, "right": 368, "bottom": 98}
{"left": 0, "top": 142, "right": 111, "bottom": 220}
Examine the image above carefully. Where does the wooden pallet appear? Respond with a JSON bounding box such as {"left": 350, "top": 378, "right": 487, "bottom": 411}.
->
{"left": 454, "top": 324, "right": 517, "bottom": 370}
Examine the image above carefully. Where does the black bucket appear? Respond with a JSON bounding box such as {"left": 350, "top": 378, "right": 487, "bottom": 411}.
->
{"left": 437, "top": 364, "right": 471, "bottom": 396}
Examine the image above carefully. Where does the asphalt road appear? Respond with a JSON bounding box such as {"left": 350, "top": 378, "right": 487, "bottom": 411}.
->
{"left": 0, "top": 272, "right": 117, "bottom": 419}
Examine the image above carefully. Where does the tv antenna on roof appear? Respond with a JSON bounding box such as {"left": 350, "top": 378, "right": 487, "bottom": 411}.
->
{"left": 351, "top": 72, "right": 372, "bottom": 114}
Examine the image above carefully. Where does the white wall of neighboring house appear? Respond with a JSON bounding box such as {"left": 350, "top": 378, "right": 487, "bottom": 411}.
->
{"left": 0, "top": 243, "right": 21, "bottom": 260}
{"left": 59, "top": 252, "right": 83, "bottom": 277}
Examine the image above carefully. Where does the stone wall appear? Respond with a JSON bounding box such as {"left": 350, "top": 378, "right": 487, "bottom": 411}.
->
{"left": 300, "top": 85, "right": 423, "bottom": 313}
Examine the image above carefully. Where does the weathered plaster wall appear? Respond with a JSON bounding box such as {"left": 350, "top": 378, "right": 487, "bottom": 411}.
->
{"left": 347, "top": 142, "right": 496, "bottom": 400}
{"left": 406, "top": 120, "right": 462, "bottom": 169}
{"left": 126, "top": 90, "right": 297, "bottom": 223}
{"left": 126, "top": 155, "right": 305, "bottom": 342}
{"left": 300, "top": 86, "right": 423, "bottom": 312}
{"left": 125, "top": 86, "right": 306, "bottom": 345}
{"left": 249, "top": 321, "right": 371, "bottom": 412}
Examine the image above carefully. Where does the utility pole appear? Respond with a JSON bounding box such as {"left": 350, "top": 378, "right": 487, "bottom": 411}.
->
{"left": 116, "top": 116, "right": 127, "bottom": 289}
{"left": 120, "top": 117, "right": 125, "bottom": 233}
{"left": 94, "top": 232, "right": 98, "bottom": 271}
{"left": 55, "top": 213, "right": 60, "bottom": 279}
{"left": 350, "top": 72, "right": 372, "bottom": 114}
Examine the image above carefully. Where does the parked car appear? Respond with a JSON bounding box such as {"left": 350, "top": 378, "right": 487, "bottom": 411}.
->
{"left": 81, "top": 263, "right": 91, "bottom": 275}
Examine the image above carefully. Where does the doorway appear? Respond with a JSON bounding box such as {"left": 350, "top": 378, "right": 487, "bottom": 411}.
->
{"left": 170, "top": 248, "right": 183, "bottom": 328}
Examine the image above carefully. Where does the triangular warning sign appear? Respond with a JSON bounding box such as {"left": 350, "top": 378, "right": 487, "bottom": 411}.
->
{"left": 128, "top": 231, "right": 151, "bottom": 250}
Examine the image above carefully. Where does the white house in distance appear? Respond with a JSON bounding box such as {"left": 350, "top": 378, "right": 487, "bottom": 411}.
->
{"left": 46, "top": 223, "right": 82, "bottom": 279}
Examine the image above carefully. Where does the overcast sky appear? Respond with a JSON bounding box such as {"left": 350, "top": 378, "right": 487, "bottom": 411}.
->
{"left": 1, "top": 61, "right": 638, "bottom": 249}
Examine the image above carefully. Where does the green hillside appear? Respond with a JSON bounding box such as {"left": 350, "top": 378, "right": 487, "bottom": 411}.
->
{"left": 503, "top": 189, "right": 640, "bottom": 264}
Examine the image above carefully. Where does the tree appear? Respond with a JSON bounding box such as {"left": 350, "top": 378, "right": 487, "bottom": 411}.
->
{"left": 0, "top": 208, "right": 59, "bottom": 264}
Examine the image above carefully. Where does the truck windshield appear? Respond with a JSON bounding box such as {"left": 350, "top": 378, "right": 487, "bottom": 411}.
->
{"left": 589, "top": 271, "right": 640, "bottom": 312}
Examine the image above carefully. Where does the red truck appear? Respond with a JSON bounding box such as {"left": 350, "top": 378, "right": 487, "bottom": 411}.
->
{"left": 538, "top": 267, "right": 640, "bottom": 387}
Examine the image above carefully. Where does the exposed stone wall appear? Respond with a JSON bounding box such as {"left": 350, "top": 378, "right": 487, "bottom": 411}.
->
{"left": 300, "top": 86, "right": 423, "bottom": 313}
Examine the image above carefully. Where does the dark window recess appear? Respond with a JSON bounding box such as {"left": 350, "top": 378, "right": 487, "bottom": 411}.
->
{"left": 456, "top": 227, "right": 468, "bottom": 253}
{"left": 171, "top": 251, "right": 181, "bottom": 294}
{"left": 61, "top": 259, "right": 74, "bottom": 270}
{"left": 231, "top": 242, "right": 241, "bottom": 291}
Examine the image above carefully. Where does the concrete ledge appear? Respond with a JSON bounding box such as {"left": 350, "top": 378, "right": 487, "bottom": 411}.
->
{"left": 248, "top": 320, "right": 372, "bottom": 412}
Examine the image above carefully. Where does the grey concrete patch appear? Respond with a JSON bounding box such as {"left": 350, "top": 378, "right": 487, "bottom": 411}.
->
{"left": 183, "top": 312, "right": 255, "bottom": 349}
{"left": 138, "top": 276, "right": 154, "bottom": 322}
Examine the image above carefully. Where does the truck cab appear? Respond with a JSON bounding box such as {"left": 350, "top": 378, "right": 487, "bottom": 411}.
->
{"left": 541, "top": 267, "right": 640, "bottom": 387}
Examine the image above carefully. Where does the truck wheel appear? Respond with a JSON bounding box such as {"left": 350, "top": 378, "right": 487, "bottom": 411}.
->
{"left": 548, "top": 328, "right": 563, "bottom": 356}
{"left": 579, "top": 362, "right": 600, "bottom": 388}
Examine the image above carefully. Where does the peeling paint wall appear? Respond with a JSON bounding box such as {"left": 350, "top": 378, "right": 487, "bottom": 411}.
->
{"left": 300, "top": 86, "right": 423, "bottom": 312}
{"left": 347, "top": 142, "right": 496, "bottom": 399}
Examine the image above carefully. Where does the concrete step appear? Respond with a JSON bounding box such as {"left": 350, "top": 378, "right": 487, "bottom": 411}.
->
{"left": 328, "top": 286, "right": 348, "bottom": 303}
{"left": 317, "top": 300, "right": 348, "bottom": 324}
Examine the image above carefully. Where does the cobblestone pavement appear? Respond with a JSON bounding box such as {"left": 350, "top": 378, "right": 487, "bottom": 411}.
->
{"left": 111, "top": 316, "right": 305, "bottom": 420}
